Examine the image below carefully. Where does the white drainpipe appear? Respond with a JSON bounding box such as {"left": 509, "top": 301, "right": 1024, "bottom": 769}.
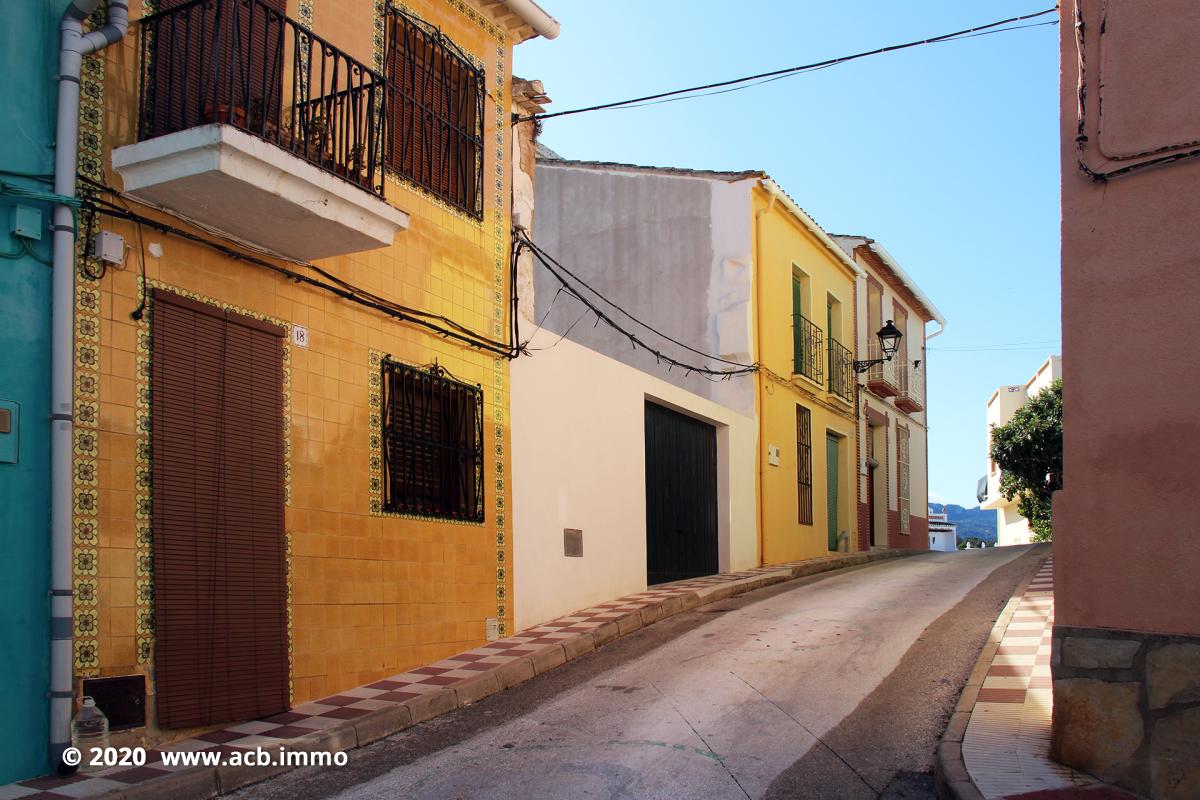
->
{"left": 51, "top": 0, "right": 127, "bottom": 767}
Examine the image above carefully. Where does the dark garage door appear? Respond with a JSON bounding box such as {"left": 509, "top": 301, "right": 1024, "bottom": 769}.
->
{"left": 645, "top": 401, "right": 718, "bottom": 585}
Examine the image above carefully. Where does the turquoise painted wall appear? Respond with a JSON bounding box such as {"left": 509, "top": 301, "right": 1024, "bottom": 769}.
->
{"left": 0, "top": 1, "right": 70, "bottom": 783}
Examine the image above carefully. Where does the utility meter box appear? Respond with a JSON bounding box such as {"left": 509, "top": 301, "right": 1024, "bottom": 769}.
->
{"left": 10, "top": 205, "right": 42, "bottom": 240}
{"left": 91, "top": 230, "right": 126, "bottom": 265}
{"left": 0, "top": 400, "right": 19, "bottom": 464}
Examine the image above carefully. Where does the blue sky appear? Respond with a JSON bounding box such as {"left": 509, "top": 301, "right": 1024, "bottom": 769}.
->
{"left": 514, "top": 1, "right": 1061, "bottom": 507}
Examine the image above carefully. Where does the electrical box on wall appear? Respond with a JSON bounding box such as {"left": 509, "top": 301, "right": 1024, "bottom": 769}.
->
{"left": 0, "top": 400, "right": 18, "bottom": 464}
{"left": 767, "top": 444, "right": 780, "bottom": 466}
{"left": 10, "top": 205, "right": 42, "bottom": 240}
{"left": 90, "top": 230, "right": 126, "bottom": 265}
{"left": 564, "top": 528, "right": 583, "bottom": 557}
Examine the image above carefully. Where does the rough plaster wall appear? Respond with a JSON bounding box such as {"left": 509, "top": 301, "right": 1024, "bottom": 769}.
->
{"left": 532, "top": 165, "right": 752, "bottom": 413}
{"left": 708, "top": 180, "right": 756, "bottom": 416}
{"left": 511, "top": 113, "right": 538, "bottom": 322}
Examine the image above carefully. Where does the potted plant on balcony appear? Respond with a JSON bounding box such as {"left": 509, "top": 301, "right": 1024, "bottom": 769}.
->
{"left": 203, "top": 100, "right": 247, "bottom": 128}
{"left": 303, "top": 112, "right": 329, "bottom": 164}
{"left": 334, "top": 143, "right": 367, "bottom": 185}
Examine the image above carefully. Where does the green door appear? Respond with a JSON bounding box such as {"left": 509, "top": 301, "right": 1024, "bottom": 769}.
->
{"left": 826, "top": 434, "right": 839, "bottom": 550}
{"left": 792, "top": 276, "right": 804, "bottom": 374}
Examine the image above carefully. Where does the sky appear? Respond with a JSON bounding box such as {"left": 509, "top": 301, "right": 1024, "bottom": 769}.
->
{"left": 513, "top": 1, "right": 1062, "bottom": 508}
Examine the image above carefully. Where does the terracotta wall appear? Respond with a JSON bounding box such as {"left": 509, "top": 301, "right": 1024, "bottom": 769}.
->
{"left": 1056, "top": 0, "right": 1200, "bottom": 638}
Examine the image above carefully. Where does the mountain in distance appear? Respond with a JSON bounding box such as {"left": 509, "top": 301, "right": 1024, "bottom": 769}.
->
{"left": 930, "top": 503, "right": 998, "bottom": 542}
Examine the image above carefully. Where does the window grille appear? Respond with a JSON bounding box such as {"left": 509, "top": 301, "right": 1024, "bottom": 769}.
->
{"left": 384, "top": 5, "right": 484, "bottom": 217}
{"left": 381, "top": 359, "right": 484, "bottom": 522}
{"left": 796, "top": 404, "right": 813, "bottom": 524}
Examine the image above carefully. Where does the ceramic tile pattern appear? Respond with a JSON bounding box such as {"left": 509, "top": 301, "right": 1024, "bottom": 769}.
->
{"left": 79, "top": 0, "right": 516, "bottom": 744}
{"left": 962, "top": 558, "right": 1100, "bottom": 799}
{"left": 1, "top": 563, "right": 806, "bottom": 799}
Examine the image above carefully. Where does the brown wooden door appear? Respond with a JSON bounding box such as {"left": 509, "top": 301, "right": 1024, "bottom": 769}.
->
{"left": 151, "top": 289, "right": 288, "bottom": 729}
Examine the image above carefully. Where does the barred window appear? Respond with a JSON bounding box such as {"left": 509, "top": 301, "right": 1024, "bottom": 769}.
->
{"left": 384, "top": 6, "right": 484, "bottom": 218}
{"left": 381, "top": 359, "right": 484, "bottom": 522}
{"left": 796, "top": 404, "right": 813, "bottom": 524}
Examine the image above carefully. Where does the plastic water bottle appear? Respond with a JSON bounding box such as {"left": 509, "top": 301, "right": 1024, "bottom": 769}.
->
{"left": 71, "top": 697, "right": 109, "bottom": 773}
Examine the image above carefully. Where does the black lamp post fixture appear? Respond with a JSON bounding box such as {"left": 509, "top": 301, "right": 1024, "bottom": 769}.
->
{"left": 853, "top": 320, "right": 903, "bottom": 374}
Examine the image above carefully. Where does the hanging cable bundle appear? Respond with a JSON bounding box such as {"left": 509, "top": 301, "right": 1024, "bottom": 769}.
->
{"left": 515, "top": 230, "right": 758, "bottom": 380}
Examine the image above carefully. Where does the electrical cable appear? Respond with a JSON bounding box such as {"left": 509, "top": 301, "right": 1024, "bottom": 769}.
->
{"left": 81, "top": 196, "right": 520, "bottom": 358}
{"left": 519, "top": 231, "right": 757, "bottom": 371}
{"left": 79, "top": 175, "right": 510, "bottom": 348}
{"left": 518, "top": 8, "right": 1057, "bottom": 122}
{"left": 613, "top": 20, "right": 1058, "bottom": 114}
{"left": 518, "top": 231, "right": 757, "bottom": 379}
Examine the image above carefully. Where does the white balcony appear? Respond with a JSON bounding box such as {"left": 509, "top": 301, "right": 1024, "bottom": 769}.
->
{"left": 113, "top": 124, "right": 408, "bottom": 261}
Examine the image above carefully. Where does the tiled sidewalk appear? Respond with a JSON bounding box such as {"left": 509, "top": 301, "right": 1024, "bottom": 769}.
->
{"left": 1, "top": 550, "right": 909, "bottom": 800}
{"left": 947, "top": 556, "right": 1120, "bottom": 800}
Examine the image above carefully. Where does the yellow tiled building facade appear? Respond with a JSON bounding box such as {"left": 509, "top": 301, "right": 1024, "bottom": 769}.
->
{"left": 74, "top": 0, "right": 532, "bottom": 740}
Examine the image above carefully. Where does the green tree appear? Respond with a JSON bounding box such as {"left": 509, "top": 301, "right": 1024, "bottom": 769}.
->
{"left": 988, "top": 380, "right": 1062, "bottom": 542}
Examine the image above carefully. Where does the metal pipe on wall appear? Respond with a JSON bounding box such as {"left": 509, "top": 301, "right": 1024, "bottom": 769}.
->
{"left": 51, "top": 0, "right": 127, "bottom": 768}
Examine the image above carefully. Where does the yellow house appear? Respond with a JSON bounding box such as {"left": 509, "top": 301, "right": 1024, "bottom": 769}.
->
{"left": 58, "top": 0, "right": 556, "bottom": 747}
{"left": 752, "top": 181, "right": 863, "bottom": 564}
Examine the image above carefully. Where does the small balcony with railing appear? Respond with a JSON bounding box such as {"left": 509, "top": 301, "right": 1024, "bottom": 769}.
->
{"left": 827, "top": 337, "right": 854, "bottom": 404}
{"left": 895, "top": 361, "right": 925, "bottom": 413}
{"left": 792, "top": 314, "right": 824, "bottom": 386}
{"left": 864, "top": 338, "right": 900, "bottom": 398}
{"left": 112, "top": 0, "right": 408, "bottom": 260}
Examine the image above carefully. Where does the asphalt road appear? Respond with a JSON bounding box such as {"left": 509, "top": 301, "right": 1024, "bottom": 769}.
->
{"left": 237, "top": 545, "right": 1044, "bottom": 800}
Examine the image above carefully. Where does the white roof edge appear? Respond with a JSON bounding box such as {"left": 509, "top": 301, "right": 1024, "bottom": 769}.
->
{"left": 866, "top": 242, "right": 946, "bottom": 330}
{"left": 759, "top": 179, "right": 865, "bottom": 278}
{"left": 500, "top": 0, "right": 560, "bottom": 39}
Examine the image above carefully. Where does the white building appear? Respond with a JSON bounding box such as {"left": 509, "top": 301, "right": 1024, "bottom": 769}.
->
{"left": 927, "top": 508, "right": 958, "bottom": 552}
{"left": 510, "top": 152, "right": 762, "bottom": 630}
{"left": 978, "top": 355, "right": 1062, "bottom": 546}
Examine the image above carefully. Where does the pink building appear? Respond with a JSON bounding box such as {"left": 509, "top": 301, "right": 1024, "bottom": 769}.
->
{"left": 1053, "top": 2, "right": 1200, "bottom": 798}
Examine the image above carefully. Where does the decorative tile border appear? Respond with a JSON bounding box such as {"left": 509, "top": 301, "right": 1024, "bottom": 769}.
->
{"left": 489, "top": 36, "right": 508, "bottom": 637}
{"left": 71, "top": 11, "right": 107, "bottom": 679}
{"left": 366, "top": 350, "right": 486, "bottom": 526}
{"left": 366, "top": 0, "right": 511, "bottom": 634}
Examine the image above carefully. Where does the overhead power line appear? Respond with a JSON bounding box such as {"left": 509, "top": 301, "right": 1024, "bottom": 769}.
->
{"left": 517, "top": 8, "right": 1057, "bottom": 123}
{"left": 517, "top": 232, "right": 758, "bottom": 379}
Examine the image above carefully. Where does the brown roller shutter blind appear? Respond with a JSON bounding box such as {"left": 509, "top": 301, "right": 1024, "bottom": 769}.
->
{"left": 385, "top": 9, "right": 483, "bottom": 217}
{"left": 151, "top": 289, "right": 288, "bottom": 729}
{"left": 149, "top": 0, "right": 287, "bottom": 139}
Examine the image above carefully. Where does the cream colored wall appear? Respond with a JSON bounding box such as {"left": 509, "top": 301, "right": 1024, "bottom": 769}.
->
{"left": 997, "top": 502, "right": 1033, "bottom": 546}
{"left": 984, "top": 355, "right": 1061, "bottom": 535}
{"left": 511, "top": 329, "right": 759, "bottom": 630}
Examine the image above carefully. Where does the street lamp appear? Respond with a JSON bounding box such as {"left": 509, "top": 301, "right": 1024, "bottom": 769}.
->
{"left": 853, "top": 320, "right": 903, "bottom": 374}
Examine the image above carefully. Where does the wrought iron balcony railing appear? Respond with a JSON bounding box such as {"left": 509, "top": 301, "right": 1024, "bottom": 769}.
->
{"left": 138, "top": 0, "right": 387, "bottom": 196}
{"left": 828, "top": 337, "right": 854, "bottom": 402}
{"left": 792, "top": 314, "right": 824, "bottom": 384}
{"left": 865, "top": 338, "right": 900, "bottom": 397}
{"left": 896, "top": 361, "right": 925, "bottom": 412}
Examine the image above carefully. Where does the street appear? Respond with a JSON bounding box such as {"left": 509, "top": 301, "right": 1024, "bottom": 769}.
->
{"left": 236, "top": 546, "right": 1041, "bottom": 800}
